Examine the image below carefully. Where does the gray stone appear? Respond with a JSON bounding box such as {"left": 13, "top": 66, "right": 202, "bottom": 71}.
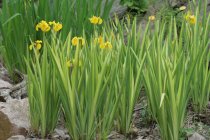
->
{"left": 169, "top": 0, "right": 178, "bottom": 7}
{"left": 0, "top": 88, "right": 12, "bottom": 101}
{"left": 52, "top": 134, "right": 60, "bottom": 139}
{"left": 55, "top": 128, "right": 66, "bottom": 138}
{"left": 52, "top": 128, "right": 70, "bottom": 139}
{"left": 64, "top": 135, "right": 70, "bottom": 140}
{"left": 0, "top": 79, "right": 12, "bottom": 101}
{"left": 136, "top": 136, "right": 147, "bottom": 140}
{"left": 108, "top": 131, "right": 125, "bottom": 140}
{"left": 0, "top": 63, "right": 12, "bottom": 83}
{"left": 0, "top": 79, "right": 12, "bottom": 88}
{"left": 10, "top": 76, "right": 27, "bottom": 99}
{"left": 7, "top": 135, "right": 25, "bottom": 140}
{"left": 110, "top": 0, "right": 127, "bottom": 19}
{"left": 188, "top": 132, "right": 206, "bottom": 140}
{"left": 0, "top": 63, "right": 28, "bottom": 101}
{"left": 0, "top": 98, "right": 29, "bottom": 129}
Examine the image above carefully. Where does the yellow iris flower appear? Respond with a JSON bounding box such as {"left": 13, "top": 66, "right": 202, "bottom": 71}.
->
{"left": 185, "top": 12, "right": 196, "bottom": 25}
{"left": 89, "top": 16, "right": 103, "bottom": 25}
{"left": 29, "top": 40, "right": 43, "bottom": 51}
{"left": 100, "top": 41, "right": 112, "bottom": 49}
{"left": 188, "top": 15, "right": 196, "bottom": 24}
{"left": 71, "top": 37, "right": 85, "bottom": 46}
{"left": 36, "top": 20, "right": 51, "bottom": 32}
{"left": 149, "top": 15, "right": 155, "bottom": 21}
{"left": 49, "top": 21, "right": 63, "bottom": 32}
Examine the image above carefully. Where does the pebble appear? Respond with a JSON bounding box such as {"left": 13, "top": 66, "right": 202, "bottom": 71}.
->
{"left": 7, "top": 135, "right": 25, "bottom": 140}
{"left": 188, "top": 132, "right": 206, "bottom": 140}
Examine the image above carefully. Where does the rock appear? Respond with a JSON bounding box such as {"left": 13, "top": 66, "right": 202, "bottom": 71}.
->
{"left": 169, "top": 0, "right": 180, "bottom": 7}
{"left": 160, "top": 0, "right": 187, "bottom": 7}
{"left": 0, "top": 63, "right": 12, "bottom": 83}
{"left": 107, "top": 131, "right": 125, "bottom": 140}
{"left": 7, "top": 135, "right": 26, "bottom": 140}
{"left": 52, "top": 128, "right": 70, "bottom": 140}
{"left": 54, "top": 128, "right": 66, "bottom": 138}
{"left": 188, "top": 132, "right": 206, "bottom": 140}
{"left": 0, "top": 63, "right": 28, "bottom": 101}
{"left": 52, "top": 134, "right": 60, "bottom": 139}
{"left": 0, "top": 79, "right": 12, "bottom": 88}
{"left": 0, "top": 99, "right": 28, "bottom": 139}
{"left": 0, "top": 98, "right": 29, "bottom": 129}
{"left": 63, "top": 134, "right": 70, "bottom": 140}
{"left": 0, "top": 79, "right": 12, "bottom": 101}
{"left": 10, "top": 76, "right": 27, "bottom": 99}
{"left": 109, "top": 0, "right": 127, "bottom": 19}
{"left": 0, "top": 88, "right": 12, "bottom": 101}
{"left": 0, "top": 111, "right": 13, "bottom": 140}
{"left": 0, "top": 111, "right": 27, "bottom": 139}
{"left": 136, "top": 136, "right": 147, "bottom": 140}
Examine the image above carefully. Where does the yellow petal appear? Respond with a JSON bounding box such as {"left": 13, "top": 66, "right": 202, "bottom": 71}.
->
{"left": 89, "top": 16, "right": 98, "bottom": 24}
{"left": 49, "top": 21, "right": 56, "bottom": 25}
{"left": 98, "top": 36, "right": 103, "bottom": 44}
{"left": 29, "top": 44, "right": 33, "bottom": 50}
{"left": 98, "top": 18, "right": 103, "bottom": 24}
{"left": 78, "top": 37, "right": 85, "bottom": 46}
{"left": 53, "top": 22, "right": 63, "bottom": 32}
{"left": 189, "top": 15, "right": 196, "bottom": 24}
{"left": 35, "top": 40, "right": 42, "bottom": 44}
{"left": 39, "top": 20, "right": 51, "bottom": 32}
{"left": 36, "top": 24, "right": 40, "bottom": 31}
{"left": 105, "top": 42, "right": 112, "bottom": 49}
{"left": 81, "top": 38, "right": 85, "bottom": 46}
{"left": 36, "top": 43, "right": 42, "bottom": 50}
{"left": 149, "top": 15, "right": 155, "bottom": 21}
{"left": 100, "top": 43, "right": 105, "bottom": 49}
{"left": 72, "top": 37, "right": 78, "bottom": 46}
